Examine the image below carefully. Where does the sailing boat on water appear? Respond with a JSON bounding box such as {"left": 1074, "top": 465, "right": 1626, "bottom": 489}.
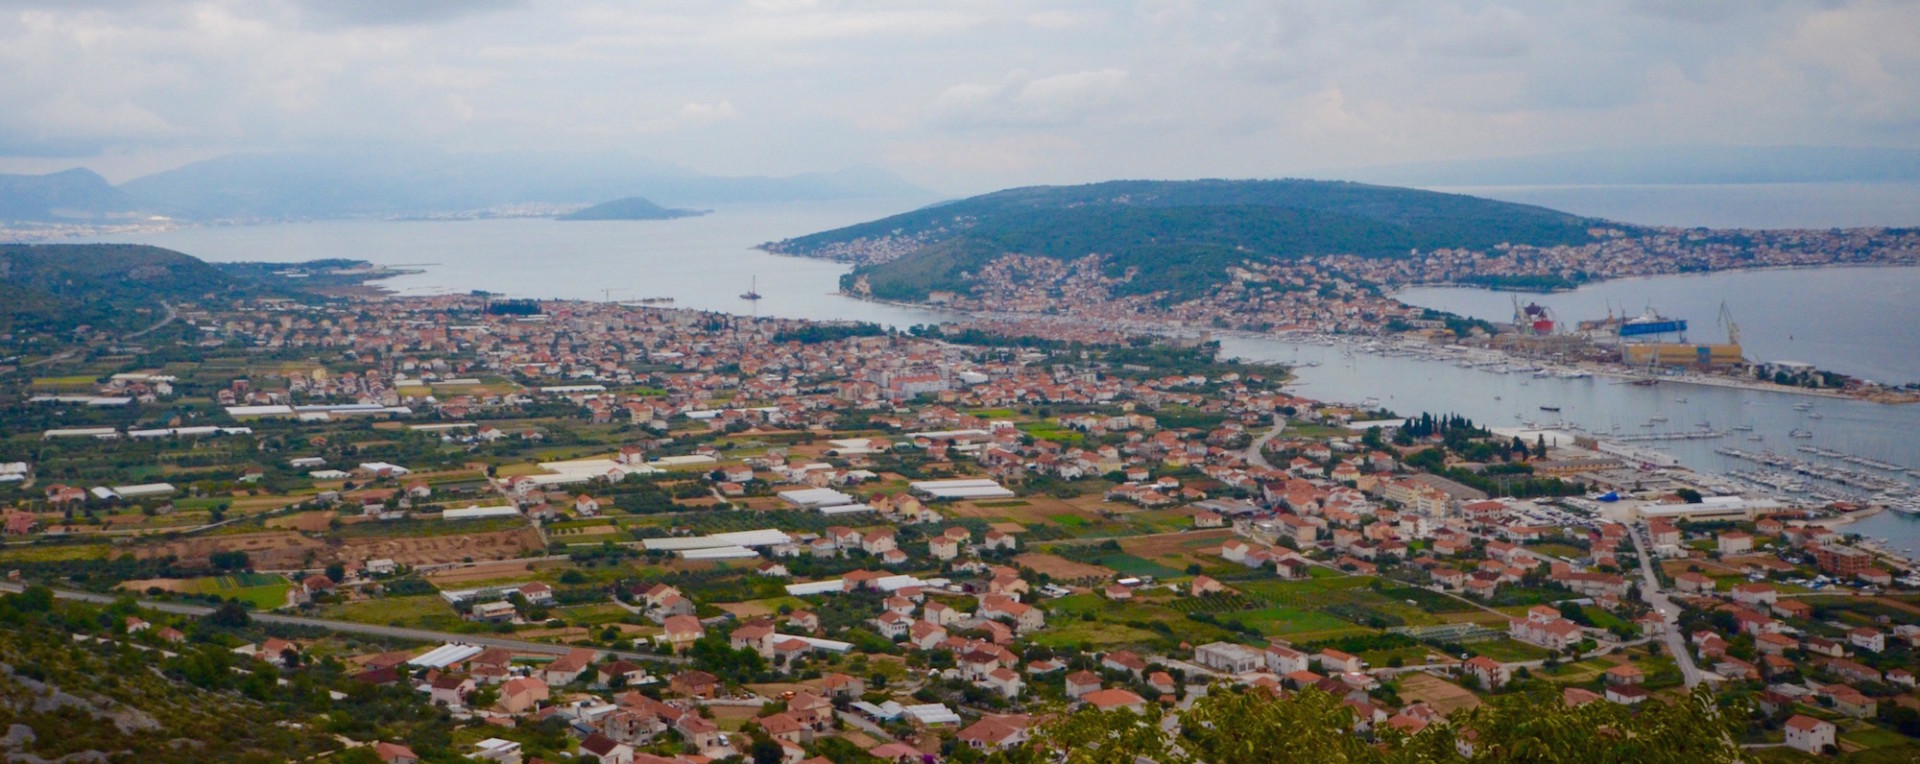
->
{"left": 740, "top": 275, "right": 762, "bottom": 301}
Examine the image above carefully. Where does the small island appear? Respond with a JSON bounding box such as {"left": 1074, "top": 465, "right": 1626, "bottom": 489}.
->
{"left": 554, "top": 196, "right": 708, "bottom": 221}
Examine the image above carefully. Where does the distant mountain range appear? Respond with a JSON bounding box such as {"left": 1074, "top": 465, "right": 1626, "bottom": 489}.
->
{"left": 0, "top": 168, "right": 138, "bottom": 221}
{"left": 1341, "top": 145, "right": 1920, "bottom": 187}
{"left": 0, "top": 148, "right": 935, "bottom": 223}
{"left": 555, "top": 196, "right": 708, "bottom": 221}
{"left": 768, "top": 179, "right": 1605, "bottom": 301}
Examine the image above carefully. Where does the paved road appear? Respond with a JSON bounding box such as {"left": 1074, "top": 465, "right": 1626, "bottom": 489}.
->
{"left": 124, "top": 301, "right": 179, "bottom": 340}
{"left": 1626, "top": 524, "right": 1704, "bottom": 688}
{"left": 0, "top": 582, "right": 687, "bottom": 665}
{"left": 1244, "top": 416, "right": 1287, "bottom": 469}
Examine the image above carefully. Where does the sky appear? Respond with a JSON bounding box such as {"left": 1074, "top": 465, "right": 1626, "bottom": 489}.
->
{"left": 0, "top": 0, "right": 1917, "bottom": 193}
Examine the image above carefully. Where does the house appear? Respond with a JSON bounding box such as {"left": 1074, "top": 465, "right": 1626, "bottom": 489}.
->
{"left": 956, "top": 715, "right": 1032, "bottom": 752}
{"left": 731, "top": 622, "right": 776, "bottom": 655}
{"left": 1080, "top": 688, "right": 1147, "bottom": 712}
{"left": 977, "top": 594, "right": 1045, "bottom": 634}
{"left": 821, "top": 672, "right": 866, "bottom": 699}
{"left": 1065, "top": 670, "right": 1103, "bottom": 699}
{"left": 1730, "top": 583, "right": 1777, "bottom": 605}
{"left": 1317, "top": 649, "right": 1362, "bottom": 674}
{"left": 1194, "top": 642, "right": 1264, "bottom": 674}
{"left": 1717, "top": 531, "right": 1753, "bottom": 555}
{"left": 671, "top": 670, "right": 719, "bottom": 698}
{"left": 597, "top": 660, "right": 647, "bottom": 688}
{"left": 1603, "top": 664, "right": 1644, "bottom": 685}
{"left": 1604, "top": 685, "right": 1650, "bottom": 705}
{"left": 1849, "top": 627, "right": 1886, "bottom": 653}
{"left": 1673, "top": 572, "right": 1716, "bottom": 593}
{"left": 1784, "top": 715, "right": 1835, "bottom": 755}
{"left": 1266, "top": 643, "right": 1309, "bottom": 675}
{"left": 757, "top": 712, "right": 809, "bottom": 744}
{"left": 578, "top": 733, "right": 634, "bottom": 764}
{"left": 660, "top": 614, "right": 705, "bottom": 651}
{"left": 1190, "top": 576, "right": 1226, "bottom": 597}
{"left": 1509, "top": 606, "right": 1583, "bottom": 651}
{"left": 543, "top": 648, "right": 595, "bottom": 686}
{"left": 1102, "top": 650, "right": 1148, "bottom": 677}
{"left": 373, "top": 742, "right": 421, "bottom": 764}
{"left": 1829, "top": 686, "right": 1876, "bottom": 718}
{"left": 498, "top": 676, "right": 549, "bottom": 714}
{"left": 429, "top": 674, "right": 475, "bottom": 706}
{"left": 979, "top": 667, "right": 1024, "bottom": 698}
{"left": 1463, "top": 656, "right": 1507, "bottom": 689}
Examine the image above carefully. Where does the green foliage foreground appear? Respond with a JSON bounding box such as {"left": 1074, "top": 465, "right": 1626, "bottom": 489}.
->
{"left": 995, "top": 683, "right": 1741, "bottom": 764}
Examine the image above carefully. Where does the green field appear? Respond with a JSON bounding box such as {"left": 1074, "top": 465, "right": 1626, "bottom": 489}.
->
{"left": 1233, "top": 606, "right": 1357, "bottom": 637}
{"left": 1092, "top": 553, "right": 1183, "bottom": 579}
{"left": 183, "top": 574, "right": 292, "bottom": 610}
{"left": 1030, "top": 620, "right": 1164, "bottom": 650}
{"left": 0, "top": 543, "right": 113, "bottom": 564}
{"left": 321, "top": 594, "right": 466, "bottom": 629}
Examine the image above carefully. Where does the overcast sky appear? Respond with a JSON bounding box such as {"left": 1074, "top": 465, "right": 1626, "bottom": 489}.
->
{"left": 1, "top": 0, "right": 1916, "bottom": 192}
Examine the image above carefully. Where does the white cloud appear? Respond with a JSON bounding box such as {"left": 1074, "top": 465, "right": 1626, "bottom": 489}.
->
{"left": 0, "top": 0, "right": 1913, "bottom": 192}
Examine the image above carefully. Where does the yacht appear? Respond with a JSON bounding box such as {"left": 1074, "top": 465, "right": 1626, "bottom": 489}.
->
{"left": 1790, "top": 429, "right": 1814, "bottom": 439}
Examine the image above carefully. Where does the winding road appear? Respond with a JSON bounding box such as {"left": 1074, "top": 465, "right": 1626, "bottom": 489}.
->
{"left": 1244, "top": 416, "right": 1287, "bottom": 469}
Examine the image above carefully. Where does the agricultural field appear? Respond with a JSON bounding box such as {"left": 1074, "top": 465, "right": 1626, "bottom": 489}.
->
{"left": 1012, "top": 553, "right": 1113, "bottom": 581}
{"left": 320, "top": 594, "right": 468, "bottom": 630}
{"left": 1397, "top": 673, "right": 1483, "bottom": 715}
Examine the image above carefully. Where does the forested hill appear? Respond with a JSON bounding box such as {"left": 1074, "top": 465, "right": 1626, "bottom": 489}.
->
{"left": 0, "top": 243, "right": 236, "bottom": 335}
{"left": 556, "top": 196, "right": 707, "bottom": 221}
{"left": 763, "top": 179, "right": 1609, "bottom": 300}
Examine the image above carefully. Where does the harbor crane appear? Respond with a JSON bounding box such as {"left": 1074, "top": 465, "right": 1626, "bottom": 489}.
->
{"left": 1717, "top": 300, "right": 1741, "bottom": 346}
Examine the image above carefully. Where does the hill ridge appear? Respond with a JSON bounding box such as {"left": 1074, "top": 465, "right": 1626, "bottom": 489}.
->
{"left": 765, "top": 178, "right": 1609, "bottom": 301}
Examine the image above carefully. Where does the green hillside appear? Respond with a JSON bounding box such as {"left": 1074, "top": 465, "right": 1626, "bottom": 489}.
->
{"left": 0, "top": 243, "right": 236, "bottom": 335}
{"left": 765, "top": 179, "right": 1608, "bottom": 301}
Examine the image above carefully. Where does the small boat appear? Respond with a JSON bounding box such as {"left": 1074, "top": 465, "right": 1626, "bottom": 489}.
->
{"left": 1539, "top": 405, "right": 1561, "bottom": 412}
{"left": 1732, "top": 425, "right": 1753, "bottom": 432}
{"left": 1748, "top": 434, "right": 1764, "bottom": 442}
{"left": 1674, "top": 397, "right": 1688, "bottom": 403}
{"left": 1790, "top": 429, "right": 1814, "bottom": 439}
{"left": 1650, "top": 415, "right": 1669, "bottom": 423}
{"left": 1808, "top": 412, "right": 1824, "bottom": 419}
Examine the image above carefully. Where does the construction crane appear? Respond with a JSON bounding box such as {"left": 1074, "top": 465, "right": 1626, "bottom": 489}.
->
{"left": 1717, "top": 300, "right": 1741, "bottom": 346}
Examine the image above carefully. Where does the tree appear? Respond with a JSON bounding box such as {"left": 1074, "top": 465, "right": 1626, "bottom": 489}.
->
{"left": 324, "top": 563, "right": 346, "bottom": 583}
{"left": 1019, "top": 704, "right": 1181, "bottom": 764}
{"left": 8, "top": 585, "right": 55, "bottom": 613}
{"left": 1014, "top": 684, "right": 1742, "bottom": 764}
{"left": 206, "top": 600, "right": 252, "bottom": 628}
